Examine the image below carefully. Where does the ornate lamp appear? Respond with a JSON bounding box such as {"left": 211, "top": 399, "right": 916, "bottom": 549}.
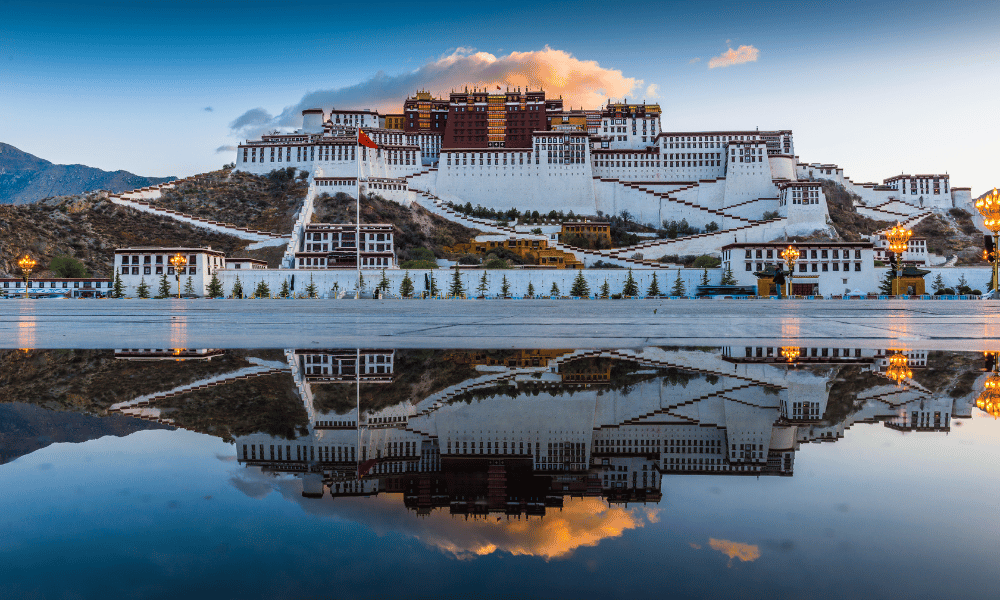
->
{"left": 885, "top": 223, "right": 912, "bottom": 295}
{"left": 18, "top": 254, "right": 36, "bottom": 298}
{"left": 169, "top": 253, "right": 187, "bottom": 299}
{"left": 780, "top": 245, "right": 799, "bottom": 297}
{"left": 780, "top": 346, "right": 800, "bottom": 363}
{"left": 975, "top": 188, "right": 1000, "bottom": 296}
{"left": 977, "top": 371, "right": 1000, "bottom": 419}
{"left": 885, "top": 350, "right": 912, "bottom": 386}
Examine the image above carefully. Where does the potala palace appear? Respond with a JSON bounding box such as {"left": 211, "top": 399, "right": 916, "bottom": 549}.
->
{"left": 232, "top": 89, "right": 973, "bottom": 266}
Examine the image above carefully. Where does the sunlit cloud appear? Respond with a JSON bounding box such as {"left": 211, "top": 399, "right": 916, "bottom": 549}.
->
{"left": 708, "top": 45, "right": 760, "bottom": 69}
{"left": 229, "top": 46, "right": 647, "bottom": 139}
{"left": 689, "top": 57, "right": 701, "bottom": 64}
{"left": 215, "top": 145, "right": 236, "bottom": 154}
{"left": 689, "top": 542, "right": 702, "bottom": 549}
{"left": 645, "top": 83, "right": 660, "bottom": 98}
{"left": 709, "top": 538, "right": 761, "bottom": 566}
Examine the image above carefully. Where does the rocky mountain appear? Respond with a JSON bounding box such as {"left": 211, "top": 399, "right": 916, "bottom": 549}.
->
{"left": 0, "top": 142, "right": 175, "bottom": 205}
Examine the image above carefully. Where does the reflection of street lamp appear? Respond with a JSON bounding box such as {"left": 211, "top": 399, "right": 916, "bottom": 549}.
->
{"left": 885, "top": 350, "right": 912, "bottom": 386}
{"left": 886, "top": 223, "right": 912, "bottom": 295}
{"left": 169, "top": 254, "right": 187, "bottom": 299}
{"left": 780, "top": 346, "right": 800, "bottom": 363}
{"left": 977, "top": 372, "right": 1000, "bottom": 419}
{"left": 975, "top": 188, "right": 1000, "bottom": 296}
{"left": 18, "top": 254, "right": 36, "bottom": 299}
{"left": 780, "top": 245, "right": 799, "bottom": 297}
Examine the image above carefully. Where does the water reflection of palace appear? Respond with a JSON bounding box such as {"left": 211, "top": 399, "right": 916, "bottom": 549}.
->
{"left": 232, "top": 346, "right": 978, "bottom": 516}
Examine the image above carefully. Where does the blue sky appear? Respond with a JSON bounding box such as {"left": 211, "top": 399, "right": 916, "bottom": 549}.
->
{"left": 1, "top": 0, "right": 997, "bottom": 194}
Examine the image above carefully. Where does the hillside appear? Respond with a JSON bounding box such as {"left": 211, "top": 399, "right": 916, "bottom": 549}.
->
{"left": 313, "top": 191, "right": 480, "bottom": 263}
{"left": 0, "top": 143, "right": 174, "bottom": 205}
{"left": 0, "top": 193, "right": 260, "bottom": 277}
{"left": 152, "top": 167, "right": 308, "bottom": 234}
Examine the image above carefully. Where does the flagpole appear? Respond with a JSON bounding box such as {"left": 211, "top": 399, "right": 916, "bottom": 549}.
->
{"left": 356, "top": 347, "right": 361, "bottom": 478}
{"left": 356, "top": 131, "right": 361, "bottom": 300}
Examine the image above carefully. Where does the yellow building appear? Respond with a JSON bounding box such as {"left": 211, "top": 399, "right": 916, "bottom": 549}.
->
{"left": 447, "top": 236, "right": 584, "bottom": 269}
{"left": 560, "top": 221, "right": 612, "bottom": 247}
{"left": 384, "top": 114, "right": 405, "bottom": 130}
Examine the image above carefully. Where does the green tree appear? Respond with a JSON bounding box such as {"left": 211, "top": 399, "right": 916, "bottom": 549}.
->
{"left": 501, "top": 274, "right": 510, "bottom": 298}
{"left": 449, "top": 265, "right": 465, "bottom": 298}
{"left": 399, "top": 271, "right": 414, "bottom": 298}
{"left": 670, "top": 270, "right": 686, "bottom": 296}
{"left": 720, "top": 264, "right": 737, "bottom": 285}
{"left": 305, "top": 274, "right": 318, "bottom": 298}
{"left": 378, "top": 269, "right": 390, "bottom": 294}
{"left": 184, "top": 276, "right": 195, "bottom": 296}
{"left": 137, "top": 277, "right": 150, "bottom": 299}
{"left": 476, "top": 271, "right": 489, "bottom": 298}
{"left": 357, "top": 272, "right": 365, "bottom": 294}
{"left": 570, "top": 270, "right": 590, "bottom": 297}
{"left": 49, "top": 255, "right": 89, "bottom": 278}
{"left": 112, "top": 272, "right": 124, "bottom": 298}
{"left": 701, "top": 268, "right": 710, "bottom": 286}
{"left": 958, "top": 273, "right": 969, "bottom": 292}
{"left": 622, "top": 268, "right": 639, "bottom": 297}
{"left": 647, "top": 272, "right": 662, "bottom": 297}
{"left": 279, "top": 279, "right": 290, "bottom": 298}
{"left": 156, "top": 273, "right": 171, "bottom": 299}
{"left": 254, "top": 280, "right": 271, "bottom": 298}
{"left": 600, "top": 279, "right": 610, "bottom": 299}
{"left": 879, "top": 267, "right": 894, "bottom": 295}
{"left": 207, "top": 274, "right": 223, "bottom": 298}
{"left": 550, "top": 281, "right": 560, "bottom": 297}
{"left": 931, "top": 273, "right": 945, "bottom": 293}
{"left": 331, "top": 281, "right": 340, "bottom": 299}
{"left": 429, "top": 272, "right": 439, "bottom": 296}
{"left": 527, "top": 281, "right": 535, "bottom": 298}
{"left": 231, "top": 276, "right": 244, "bottom": 299}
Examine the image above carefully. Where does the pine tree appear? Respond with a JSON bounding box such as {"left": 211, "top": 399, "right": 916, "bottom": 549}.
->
{"left": 279, "top": 279, "right": 290, "bottom": 298}
{"left": 570, "top": 270, "right": 590, "bottom": 297}
{"left": 399, "top": 271, "right": 414, "bottom": 298}
{"left": 550, "top": 281, "right": 560, "bottom": 297}
{"left": 501, "top": 274, "right": 510, "bottom": 298}
{"left": 429, "top": 272, "right": 439, "bottom": 296}
{"left": 207, "top": 273, "right": 223, "bottom": 298}
{"left": 254, "top": 280, "right": 270, "bottom": 298}
{"left": 476, "top": 271, "right": 489, "bottom": 298}
{"left": 112, "top": 272, "right": 124, "bottom": 298}
{"left": 600, "top": 279, "right": 610, "bottom": 299}
{"left": 670, "top": 270, "right": 686, "bottom": 296}
{"left": 331, "top": 281, "right": 340, "bottom": 299}
{"left": 184, "top": 276, "right": 195, "bottom": 296}
{"left": 527, "top": 281, "right": 535, "bottom": 298}
{"left": 305, "top": 274, "right": 318, "bottom": 298}
{"left": 137, "top": 277, "right": 150, "bottom": 299}
{"left": 379, "top": 269, "right": 390, "bottom": 294}
{"left": 931, "top": 273, "right": 945, "bottom": 293}
{"left": 701, "top": 268, "right": 710, "bottom": 286}
{"left": 449, "top": 265, "right": 464, "bottom": 298}
{"left": 958, "top": 273, "right": 969, "bottom": 291}
{"left": 157, "top": 273, "right": 171, "bottom": 299}
{"left": 357, "top": 272, "right": 365, "bottom": 293}
{"left": 231, "top": 276, "right": 244, "bottom": 299}
{"left": 720, "top": 264, "right": 737, "bottom": 285}
{"left": 879, "top": 267, "right": 894, "bottom": 295}
{"left": 622, "top": 268, "right": 639, "bottom": 297}
{"left": 647, "top": 272, "right": 661, "bottom": 297}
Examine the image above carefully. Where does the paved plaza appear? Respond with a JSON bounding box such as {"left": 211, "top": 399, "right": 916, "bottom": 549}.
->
{"left": 3, "top": 299, "right": 1000, "bottom": 350}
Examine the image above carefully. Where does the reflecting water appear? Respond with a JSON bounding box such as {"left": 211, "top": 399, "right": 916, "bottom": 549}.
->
{"left": 1, "top": 346, "right": 997, "bottom": 599}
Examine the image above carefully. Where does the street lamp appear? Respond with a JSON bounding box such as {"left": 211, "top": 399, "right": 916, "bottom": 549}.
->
{"left": 885, "top": 350, "right": 912, "bottom": 386}
{"left": 977, "top": 358, "right": 1000, "bottom": 420}
{"left": 975, "top": 188, "right": 1000, "bottom": 296}
{"left": 885, "top": 222, "right": 912, "bottom": 295}
{"left": 169, "top": 253, "right": 187, "bottom": 299}
{"left": 18, "top": 254, "right": 36, "bottom": 299}
{"left": 780, "top": 245, "right": 799, "bottom": 297}
{"left": 780, "top": 346, "right": 800, "bottom": 363}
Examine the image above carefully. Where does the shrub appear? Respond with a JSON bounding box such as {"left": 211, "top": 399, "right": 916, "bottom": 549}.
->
{"left": 483, "top": 258, "right": 509, "bottom": 269}
{"left": 49, "top": 255, "right": 89, "bottom": 278}
{"left": 458, "top": 254, "right": 481, "bottom": 265}
{"left": 762, "top": 210, "right": 781, "bottom": 220}
{"left": 692, "top": 255, "right": 721, "bottom": 268}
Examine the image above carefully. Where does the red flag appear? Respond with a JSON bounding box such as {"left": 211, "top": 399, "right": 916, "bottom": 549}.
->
{"left": 358, "top": 130, "right": 378, "bottom": 149}
{"left": 496, "top": 85, "right": 501, "bottom": 90}
{"left": 357, "top": 458, "right": 377, "bottom": 479}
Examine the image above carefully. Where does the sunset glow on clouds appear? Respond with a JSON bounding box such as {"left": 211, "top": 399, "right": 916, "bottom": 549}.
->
{"left": 708, "top": 45, "right": 760, "bottom": 68}
{"left": 230, "top": 47, "right": 646, "bottom": 139}
{"left": 708, "top": 538, "right": 762, "bottom": 565}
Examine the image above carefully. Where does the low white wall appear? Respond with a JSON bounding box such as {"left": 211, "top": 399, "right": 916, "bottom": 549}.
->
{"left": 215, "top": 267, "right": 720, "bottom": 298}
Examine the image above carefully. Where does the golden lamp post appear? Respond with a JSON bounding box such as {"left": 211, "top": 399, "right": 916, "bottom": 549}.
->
{"left": 169, "top": 253, "right": 187, "bottom": 299}
{"left": 977, "top": 358, "right": 1000, "bottom": 420}
{"left": 885, "top": 350, "right": 912, "bottom": 386}
{"left": 780, "top": 245, "right": 799, "bottom": 298}
{"left": 780, "top": 346, "right": 800, "bottom": 363}
{"left": 975, "top": 188, "right": 1000, "bottom": 296}
{"left": 885, "top": 222, "right": 912, "bottom": 296}
{"left": 18, "top": 254, "right": 36, "bottom": 299}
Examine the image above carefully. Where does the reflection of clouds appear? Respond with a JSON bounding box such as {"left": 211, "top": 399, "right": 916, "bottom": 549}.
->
{"left": 239, "top": 469, "right": 657, "bottom": 560}
{"left": 709, "top": 538, "right": 761, "bottom": 566}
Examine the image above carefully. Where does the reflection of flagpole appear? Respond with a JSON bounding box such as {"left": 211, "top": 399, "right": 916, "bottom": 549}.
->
{"left": 356, "top": 347, "right": 361, "bottom": 476}
{"left": 356, "top": 134, "right": 361, "bottom": 300}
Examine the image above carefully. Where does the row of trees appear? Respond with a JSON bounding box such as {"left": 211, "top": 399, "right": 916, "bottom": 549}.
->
{"left": 120, "top": 273, "right": 321, "bottom": 299}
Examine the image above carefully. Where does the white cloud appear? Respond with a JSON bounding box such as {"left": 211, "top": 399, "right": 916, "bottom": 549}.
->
{"left": 229, "top": 47, "right": 646, "bottom": 139}
{"left": 708, "top": 45, "right": 760, "bottom": 69}
{"left": 645, "top": 83, "right": 659, "bottom": 98}
{"left": 689, "top": 57, "right": 701, "bottom": 64}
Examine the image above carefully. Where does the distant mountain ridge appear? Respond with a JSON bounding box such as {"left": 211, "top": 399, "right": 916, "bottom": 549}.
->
{"left": 0, "top": 142, "right": 175, "bottom": 204}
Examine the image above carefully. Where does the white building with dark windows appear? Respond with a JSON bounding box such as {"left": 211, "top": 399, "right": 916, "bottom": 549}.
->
{"left": 295, "top": 223, "right": 395, "bottom": 269}
{"left": 226, "top": 258, "right": 268, "bottom": 271}
{"left": 721, "top": 241, "right": 877, "bottom": 296}
{"left": 114, "top": 247, "right": 226, "bottom": 297}
{"left": 1, "top": 277, "right": 111, "bottom": 298}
